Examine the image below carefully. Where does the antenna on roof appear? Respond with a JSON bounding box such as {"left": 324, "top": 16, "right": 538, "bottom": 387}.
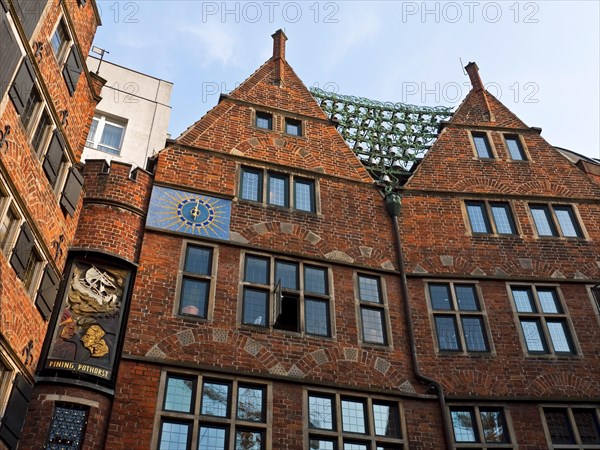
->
{"left": 459, "top": 57, "right": 467, "bottom": 75}
{"left": 91, "top": 46, "right": 110, "bottom": 74}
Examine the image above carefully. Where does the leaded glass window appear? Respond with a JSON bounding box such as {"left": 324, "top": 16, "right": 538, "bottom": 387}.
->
{"left": 45, "top": 404, "right": 89, "bottom": 450}
{"left": 428, "top": 282, "right": 490, "bottom": 353}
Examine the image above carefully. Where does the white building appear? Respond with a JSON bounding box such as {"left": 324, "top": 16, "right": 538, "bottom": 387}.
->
{"left": 83, "top": 56, "right": 173, "bottom": 168}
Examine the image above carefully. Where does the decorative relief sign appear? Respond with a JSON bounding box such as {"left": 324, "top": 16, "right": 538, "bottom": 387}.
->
{"left": 45, "top": 260, "right": 130, "bottom": 381}
{"left": 146, "top": 186, "right": 231, "bottom": 240}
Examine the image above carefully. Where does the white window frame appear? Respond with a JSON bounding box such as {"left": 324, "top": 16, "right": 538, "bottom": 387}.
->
{"left": 85, "top": 114, "right": 127, "bottom": 156}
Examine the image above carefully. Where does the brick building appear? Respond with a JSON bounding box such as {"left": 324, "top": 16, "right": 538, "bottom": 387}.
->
{"left": 14, "top": 28, "right": 600, "bottom": 450}
{"left": 0, "top": 0, "right": 103, "bottom": 448}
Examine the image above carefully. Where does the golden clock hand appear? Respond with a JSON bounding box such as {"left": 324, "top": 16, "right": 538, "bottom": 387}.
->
{"left": 190, "top": 202, "right": 201, "bottom": 221}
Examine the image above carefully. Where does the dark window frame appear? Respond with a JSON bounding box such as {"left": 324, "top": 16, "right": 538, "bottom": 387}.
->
{"left": 284, "top": 117, "right": 302, "bottom": 136}
{"left": 448, "top": 404, "right": 515, "bottom": 449}
{"left": 255, "top": 111, "right": 273, "bottom": 130}
{"left": 428, "top": 282, "right": 491, "bottom": 354}
{"left": 541, "top": 406, "right": 600, "bottom": 449}
{"left": 176, "top": 244, "right": 216, "bottom": 320}
{"left": 471, "top": 131, "right": 494, "bottom": 159}
{"left": 241, "top": 253, "right": 332, "bottom": 337}
{"left": 307, "top": 389, "right": 406, "bottom": 449}
{"left": 465, "top": 200, "right": 517, "bottom": 236}
{"left": 509, "top": 285, "right": 577, "bottom": 356}
{"left": 356, "top": 274, "right": 389, "bottom": 346}
{"left": 156, "top": 372, "right": 269, "bottom": 450}
{"left": 529, "top": 204, "right": 584, "bottom": 238}
{"left": 503, "top": 134, "right": 527, "bottom": 161}
{"left": 239, "top": 166, "right": 318, "bottom": 214}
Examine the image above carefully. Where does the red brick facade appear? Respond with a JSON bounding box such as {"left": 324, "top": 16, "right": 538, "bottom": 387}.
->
{"left": 14, "top": 29, "right": 600, "bottom": 450}
{"left": 1, "top": 0, "right": 102, "bottom": 448}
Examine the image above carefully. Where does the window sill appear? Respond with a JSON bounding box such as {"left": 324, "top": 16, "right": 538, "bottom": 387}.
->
{"left": 176, "top": 314, "right": 210, "bottom": 323}
{"left": 360, "top": 342, "right": 392, "bottom": 352}
{"left": 237, "top": 199, "right": 319, "bottom": 216}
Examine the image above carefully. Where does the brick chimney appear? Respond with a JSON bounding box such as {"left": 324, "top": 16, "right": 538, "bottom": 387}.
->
{"left": 465, "top": 62, "right": 484, "bottom": 91}
{"left": 464, "top": 61, "right": 494, "bottom": 121}
{"left": 272, "top": 29, "right": 287, "bottom": 86}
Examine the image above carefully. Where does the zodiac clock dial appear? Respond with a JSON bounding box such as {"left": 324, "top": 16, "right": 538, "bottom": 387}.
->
{"left": 146, "top": 186, "right": 231, "bottom": 239}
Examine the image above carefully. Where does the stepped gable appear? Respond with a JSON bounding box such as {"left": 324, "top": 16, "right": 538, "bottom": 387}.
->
{"left": 405, "top": 62, "right": 600, "bottom": 199}
{"left": 175, "top": 30, "right": 371, "bottom": 183}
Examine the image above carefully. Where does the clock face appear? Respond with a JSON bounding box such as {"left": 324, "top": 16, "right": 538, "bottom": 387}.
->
{"left": 146, "top": 186, "right": 231, "bottom": 239}
{"left": 177, "top": 198, "right": 215, "bottom": 227}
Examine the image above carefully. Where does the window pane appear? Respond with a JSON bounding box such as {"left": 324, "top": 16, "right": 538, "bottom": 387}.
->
{"left": 244, "top": 256, "right": 269, "bottom": 284}
{"left": 573, "top": 409, "right": 600, "bottom": 444}
{"left": 530, "top": 205, "right": 557, "bottom": 236}
{"left": 235, "top": 430, "right": 263, "bottom": 450}
{"left": 86, "top": 118, "right": 99, "bottom": 145}
{"left": 480, "top": 409, "right": 508, "bottom": 443}
{"left": 237, "top": 386, "right": 264, "bottom": 422}
{"left": 373, "top": 403, "right": 400, "bottom": 437}
{"left": 547, "top": 321, "right": 573, "bottom": 353}
{"left": 451, "top": 409, "right": 477, "bottom": 442}
{"left": 275, "top": 260, "right": 298, "bottom": 289}
{"left": 455, "top": 285, "right": 478, "bottom": 311}
{"left": 199, "top": 426, "right": 227, "bottom": 450}
{"left": 491, "top": 203, "right": 516, "bottom": 234}
{"left": 286, "top": 119, "right": 301, "bottom": 135}
{"left": 429, "top": 284, "right": 451, "bottom": 310}
{"left": 160, "top": 422, "right": 189, "bottom": 450}
{"left": 466, "top": 202, "right": 490, "bottom": 233}
{"left": 505, "top": 135, "right": 525, "bottom": 160}
{"left": 32, "top": 110, "right": 52, "bottom": 155}
{"left": 341, "top": 399, "right": 366, "bottom": 433}
{"left": 537, "top": 288, "right": 561, "bottom": 313}
{"left": 361, "top": 308, "right": 386, "bottom": 344}
{"left": 305, "top": 299, "right": 329, "bottom": 336}
{"left": 435, "top": 316, "right": 460, "bottom": 351}
{"left": 22, "top": 87, "right": 41, "bottom": 131}
{"left": 545, "top": 409, "right": 575, "bottom": 444}
{"left": 305, "top": 266, "right": 327, "bottom": 294}
{"left": 0, "top": 207, "right": 17, "bottom": 249}
{"left": 512, "top": 287, "right": 535, "bottom": 312}
{"left": 473, "top": 133, "right": 492, "bottom": 158}
{"left": 201, "top": 382, "right": 230, "bottom": 417}
{"left": 164, "top": 376, "right": 194, "bottom": 412}
{"left": 520, "top": 320, "right": 546, "bottom": 352}
{"left": 241, "top": 169, "right": 261, "bottom": 202}
{"left": 268, "top": 174, "right": 288, "bottom": 207}
{"left": 180, "top": 278, "right": 208, "bottom": 317}
{"left": 462, "top": 317, "right": 488, "bottom": 352}
{"left": 256, "top": 112, "right": 272, "bottom": 129}
{"left": 358, "top": 276, "right": 381, "bottom": 303}
{"left": 309, "top": 395, "right": 334, "bottom": 430}
{"left": 294, "top": 179, "right": 314, "bottom": 212}
{"left": 100, "top": 122, "right": 124, "bottom": 149}
{"left": 310, "top": 439, "right": 335, "bottom": 450}
{"left": 554, "top": 206, "right": 581, "bottom": 237}
{"left": 51, "top": 21, "right": 68, "bottom": 56}
{"left": 242, "top": 288, "right": 268, "bottom": 326}
{"left": 46, "top": 405, "right": 88, "bottom": 450}
{"left": 184, "top": 246, "right": 212, "bottom": 274}
{"left": 343, "top": 444, "right": 368, "bottom": 450}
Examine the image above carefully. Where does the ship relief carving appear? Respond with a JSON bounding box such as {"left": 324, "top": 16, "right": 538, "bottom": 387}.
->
{"left": 44, "top": 260, "right": 130, "bottom": 381}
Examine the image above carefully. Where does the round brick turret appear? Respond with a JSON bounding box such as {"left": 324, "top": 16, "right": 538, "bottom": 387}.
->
{"left": 71, "top": 159, "right": 153, "bottom": 264}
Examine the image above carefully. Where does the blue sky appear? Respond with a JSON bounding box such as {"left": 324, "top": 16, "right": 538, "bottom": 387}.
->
{"left": 92, "top": 1, "right": 599, "bottom": 159}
